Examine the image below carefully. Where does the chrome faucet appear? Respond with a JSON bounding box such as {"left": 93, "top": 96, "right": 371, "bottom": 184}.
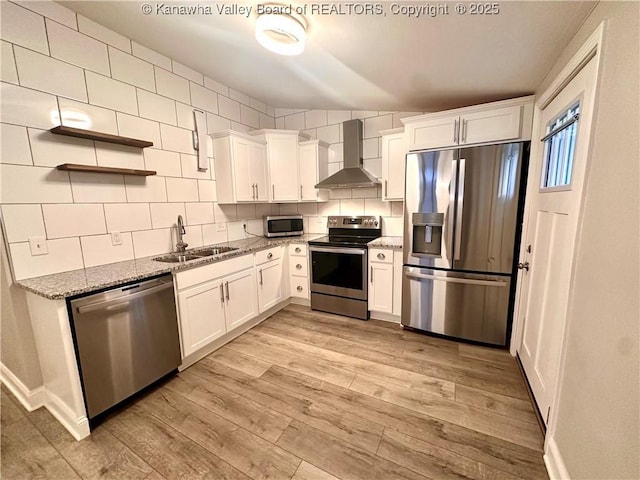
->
{"left": 176, "top": 215, "right": 188, "bottom": 252}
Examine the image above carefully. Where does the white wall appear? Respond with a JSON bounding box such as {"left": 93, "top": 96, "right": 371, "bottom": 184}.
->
{"left": 535, "top": 2, "right": 639, "bottom": 478}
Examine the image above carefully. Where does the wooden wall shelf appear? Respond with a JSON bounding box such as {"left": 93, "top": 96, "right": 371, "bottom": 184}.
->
{"left": 50, "top": 126, "right": 154, "bottom": 148}
{"left": 56, "top": 164, "right": 157, "bottom": 176}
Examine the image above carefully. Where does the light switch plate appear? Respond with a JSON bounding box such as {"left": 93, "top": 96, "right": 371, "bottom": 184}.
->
{"left": 217, "top": 223, "right": 227, "bottom": 231}
{"left": 111, "top": 232, "right": 123, "bottom": 246}
{"left": 28, "top": 236, "right": 48, "bottom": 256}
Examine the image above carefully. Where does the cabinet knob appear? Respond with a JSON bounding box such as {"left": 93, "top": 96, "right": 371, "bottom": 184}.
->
{"left": 267, "top": 252, "right": 273, "bottom": 259}
{"left": 377, "top": 252, "right": 385, "bottom": 260}
{"left": 295, "top": 247, "right": 301, "bottom": 253}
{"left": 297, "top": 286, "right": 303, "bottom": 292}
{"left": 296, "top": 264, "right": 302, "bottom": 269}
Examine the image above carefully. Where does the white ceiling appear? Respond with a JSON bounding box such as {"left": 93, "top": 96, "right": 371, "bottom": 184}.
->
{"left": 58, "top": 1, "right": 596, "bottom": 111}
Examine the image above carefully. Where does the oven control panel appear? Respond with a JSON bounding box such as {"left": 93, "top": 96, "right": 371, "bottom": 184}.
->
{"left": 327, "top": 216, "right": 381, "bottom": 228}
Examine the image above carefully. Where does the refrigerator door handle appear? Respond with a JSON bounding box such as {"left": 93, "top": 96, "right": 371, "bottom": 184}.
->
{"left": 405, "top": 270, "right": 507, "bottom": 288}
{"left": 454, "top": 158, "right": 466, "bottom": 261}
{"left": 447, "top": 159, "right": 457, "bottom": 260}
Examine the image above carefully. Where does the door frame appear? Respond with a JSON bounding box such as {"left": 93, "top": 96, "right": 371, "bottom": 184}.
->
{"left": 510, "top": 19, "right": 604, "bottom": 466}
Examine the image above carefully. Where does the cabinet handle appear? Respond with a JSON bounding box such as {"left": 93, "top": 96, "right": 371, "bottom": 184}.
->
{"left": 220, "top": 283, "right": 224, "bottom": 303}
{"left": 267, "top": 252, "right": 273, "bottom": 259}
{"left": 370, "top": 266, "right": 373, "bottom": 284}
{"left": 300, "top": 185, "right": 303, "bottom": 198}
{"left": 462, "top": 119, "right": 467, "bottom": 143}
{"left": 454, "top": 119, "right": 459, "bottom": 143}
{"left": 296, "top": 263, "right": 302, "bottom": 270}
{"left": 225, "top": 281, "right": 230, "bottom": 301}
{"left": 272, "top": 184, "right": 275, "bottom": 199}
{"left": 297, "top": 285, "right": 303, "bottom": 292}
{"left": 251, "top": 183, "right": 255, "bottom": 199}
{"left": 377, "top": 252, "right": 385, "bottom": 260}
{"left": 295, "top": 247, "right": 301, "bottom": 253}
{"left": 259, "top": 268, "right": 263, "bottom": 285}
{"left": 384, "top": 180, "right": 388, "bottom": 198}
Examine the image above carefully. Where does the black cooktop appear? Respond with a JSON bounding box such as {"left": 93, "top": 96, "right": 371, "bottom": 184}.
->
{"left": 309, "top": 235, "right": 377, "bottom": 248}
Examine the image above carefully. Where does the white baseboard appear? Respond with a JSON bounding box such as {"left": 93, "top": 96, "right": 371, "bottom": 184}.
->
{"left": 45, "top": 389, "right": 90, "bottom": 441}
{"left": 0, "top": 363, "right": 45, "bottom": 411}
{"left": 544, "top": 436, "right": 570, "bottom": 479}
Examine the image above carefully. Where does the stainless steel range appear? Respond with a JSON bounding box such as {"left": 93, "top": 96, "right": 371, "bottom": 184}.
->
{"left": 309, "top": 215, "right": 382, "bottom": 320}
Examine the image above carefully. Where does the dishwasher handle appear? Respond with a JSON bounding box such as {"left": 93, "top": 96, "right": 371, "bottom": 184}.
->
{"left": 76, "top": 282, "right": 173, "bottom": 315}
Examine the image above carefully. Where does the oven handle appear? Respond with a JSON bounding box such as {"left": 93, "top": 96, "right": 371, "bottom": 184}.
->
{"left": 309, "top": 246, "right": 366, "bottom": 255}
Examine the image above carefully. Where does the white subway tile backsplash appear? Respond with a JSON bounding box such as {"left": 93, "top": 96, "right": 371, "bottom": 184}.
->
{"left": 246, "top": 219, "right": 263, "bottom": 236}
{"left": 0, "top": 83, "right": 58, "bottom": 129}
{"left": 204, "top": 76, "right": 229, "bottom": 96}
{"left": 0, "top": 2, "right": 48, "bottom": 55}
{"left": 202, "top": 224, "right": 228, "bottom": 245}
{"left": 297, "top": 203, "right": 318, "bottom": 216}
{"left": 58, "top": 98, "right": 118, "bottom": 134}
{"left": 185, "top": 202, "right": 214, "bottom": 225}
{"left": 46, "top": 19, "right": 109, "bottom": 75}
{"left": 1, "top": 165, "right": 72, "bottom": 204}
{"left": 132, "top": 228, "right": 173, "bottom": 258}
{"left": 172, "top": 61, "right": 203, "bottom": 85}
{"left": 176, "top": 103, "right": 196, "bottom": 130}
{"left": 131, "top": 42, "right": 171, "bottom": 70}
{"left": 10, "top": 238, "right": 84, "bottom": 280}
{"left": 318, "top": 200, "right": 340, "bottom": 217}
{"left": 340, "top": 199, "right": 365, "bottom": 215}
{"left": 275, "top": 117, "right": 285, "bottom": 129}
{"left": 42, "top": 204, "right": 106, "bottom": 239}
{"left": 364, "top": 198, "right": 392, "bottom": 217}
{"left": 14, "top": 46, "right": 87, "bottom": 102}
{"left": 240, "top": 105, "right": 260, "bottom": 129}
{"left": 328, "top": 143, "right": 344, "bottom": 164}
{"left": 363, "top": 157, "right": 382, "bottom": 178}
{"left": 229, "top": 89, "right": 251, "bottom": 106}
{"left": 327, "top": 110, "right": 351, "bottom": 125}
{"left": 218, "top": 96, "right": 241, "bottom": 122}
{"left": 250, "top": 98, "right": 268, "bottom": 114}
{"left": 77, "top": 15, "right": 131, "bottom": 53}
{"left": 137, "top": 89, "right": 177, "bottom": 125}
{"left": 190, "top": 84, "right": 218, "bottom": 114}
{"left": 1, "top": 124, "right": 32, "bottom": 165}
{"left": 183, "top": 225, "right": 203, "bottom": 248}
{"left": 227, "top": 221, "right": 245, "bottom": 241}
{"left": 70, "top": 171, "right": 126, "bottom": 203}
{"left": 150, "top": 202, "right": 185, "bottom": 228}
{"left": 274, "top": 108, "right": 295, "bottom": 117}
{"left": 316, "top": 124, "right": 340, "bottom": 144}
{"left": 364, "top": 114, "right": 393, "bottom": 138}
{"left": 213, "top": 203, "right": 237, "bottom": 223}
{"left": 166, "top": 177, "right": 198, "bottom": 202}
{"left": 104, "top": 203, "right": 152, "bottom": 232}
{"left": 236, "top": 203, "right": 256, "bottom": 220}
{"left": 266, "top": 106, "right": 275, "bottom": 117}
{"left": 81, "top": 233, "right": 134, "bottom": 268}
{"left": 180, "top": 154, "right": 210, "bottom": 180}
{"left": 363, "top": 137, "right": 379, "bottom": 159}
{"left": 391, "top": 201, "right": 403, "bottom": 217}
{"left": 1, "top": 41, "right": 18, "bottom": 84}
{"left": 284, "top": 113, "right": 305, "bottom": 130}
{"left": 327, "top": 163, "right": 340, "bottom": 177}
{"left": 143, "top": 149, "right": 181, "bottom": 177}
{"left": 259, "top": 113, "right": 275, "bottom": 129}
{"left": 1, "top": 204, "right": 45, "bottom": 243}
{"left": 124, "top": 175, "right": 167, "bottom": 203}
{"left": 14, "top": 1, "right": 77, "bottom": 29}
{"left": 352, "top": 186, "right": 379, "bottom": 199}
{"left": 197, "top": 180, "right": 217, "bottom": 202}
{"left": 382, "top": 217, "right": 403, "bottom": 236}
{"left": 352, "top": 111, "right": 379, "bottom": 120}
{"left": 279, "top": 204, "right": 298, "bottom": 215}
{"left": 109, "top": 47, "right": 155, "bottom": 91}
{"left": 116, "top": 113, "right": 161, "bottom": 147}
{"left": 155, "top": 67, "right": 190, "bottom": 104}
{"left": 393, "top": 111, "right": 419, "bottom": 128}
{"left": 206, "top": 113, "right": 231, "bottom": 133}
{"left": 304, "top": 110, "right": 328, "bottom": 129}
{"left": 95, "top": 142, "right": 145, "bottom": 170}
{"left": 86, "top": 72, "right": 138, "bottom": 115}
{"left": 160, "top": 124, "right": 193, "bottom": 154}
{"left": 28, "top": 129, "right": 96, "bottom": 167}
{"left": 329, "top": 188, "right": 352, "bottom": 200}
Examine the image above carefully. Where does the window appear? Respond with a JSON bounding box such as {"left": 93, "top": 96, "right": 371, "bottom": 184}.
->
{"left": 541, "top": 103, "right": 580, "bottom": 189}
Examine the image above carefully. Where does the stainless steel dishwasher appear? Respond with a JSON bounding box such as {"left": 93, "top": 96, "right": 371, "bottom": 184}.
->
{"left": 69, "top": 274, "right": 181, "bottom": 420}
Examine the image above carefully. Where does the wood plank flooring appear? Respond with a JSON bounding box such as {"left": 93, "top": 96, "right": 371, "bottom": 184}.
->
{"left": 1, "top": 305, "right": 548, "bottom": 480}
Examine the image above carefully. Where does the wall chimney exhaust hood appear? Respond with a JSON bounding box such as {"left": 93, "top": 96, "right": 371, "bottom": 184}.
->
{"left": 315, "top": 119, "right": 380, "bottom": 189}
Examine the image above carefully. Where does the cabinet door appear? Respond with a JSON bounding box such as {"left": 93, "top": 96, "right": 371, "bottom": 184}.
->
{"left": 299, "top": 143, "right": 318, "bottom": 201}
{"left": 224, "top": 267, "right": 258, "bottom": 331}
{"left": 381, "top": 133, "right": 406, "bottom": 200}
{"left": 231, "top": 137, "right": 254, "bottom": 202}
{"left": 460, "top": 105, "right": 522, "bottom": 145}
{"left": 268, "top": 135, "right": 299, "bottom": 202}
{"left": 257, "top": 260, "right": 283, "bottom": 313}
{"left": 250, "top": 142, "right": 269, "bottom": 202}
{"left": 392, "top": 251, "right": 403, "bottom": 316}
{"left": 406, "top": 116, "right": 458, "bottom": 151}
{"left": 368, "top": 262, "right": 393, "bottom": 313}
{"left": 177, "top": 281, "right": 226, "bottom": 357}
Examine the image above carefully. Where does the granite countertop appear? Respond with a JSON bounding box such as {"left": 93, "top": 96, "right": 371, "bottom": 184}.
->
{"left": 368, "top": 236, "right": 403, "bottom": 249}
{"left": 16, "top": 234, "right": 321, "bottom": 300}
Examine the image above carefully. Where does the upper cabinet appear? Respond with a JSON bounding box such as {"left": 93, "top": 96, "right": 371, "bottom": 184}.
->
{"left": 212, "top": 130, "right": 268, "bottom": 203}
{"left": 299, "top": 139, "right": 329, "bottom": 202}
{"left": 380, "top": 128, "right": 405, "bottom": 201}
{"left": 402, "top": 96, "right": 534, "bottom": 151}
{"left": 250, "top": 130, "right": 302, "bottom": 202}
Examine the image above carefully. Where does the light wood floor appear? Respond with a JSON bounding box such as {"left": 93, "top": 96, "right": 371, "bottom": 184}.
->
{"left": 1, "top": 305, "right": 547, "bottom": 480}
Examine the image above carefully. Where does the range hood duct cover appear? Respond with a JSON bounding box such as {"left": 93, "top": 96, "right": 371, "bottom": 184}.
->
{"left": 315, "top": 119, "right": 381, "bottom": 189}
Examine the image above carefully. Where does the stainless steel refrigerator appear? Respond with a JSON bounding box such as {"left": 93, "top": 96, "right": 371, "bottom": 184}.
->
{"left": 402, "top": 142, "right": 529, "bottom": 346}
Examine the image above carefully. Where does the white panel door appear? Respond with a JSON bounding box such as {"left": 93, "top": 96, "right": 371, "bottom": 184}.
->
{"left": 249, "top": 142, "right": 268, "bottom": 202}
{"left": 517, "top": 57, "right": 598, "bottom": 425}
{"left": 268, "top": 134, "right": 299, "bottom": 202}
{"left": 381, "top": 132, "right": 406, "bottom": 201}
{"left": 178, "top": 281, "right": 226, "bottom": 357}
{"left": 369, "top": 262, "right": 393, "bottom": 313}
{"left": 257, "top": 260, "right": 283, "bottom": 313}
{"left": 231, "top": 137, "right": 254, "bottom": 202}
{"left": 461, "top": 105, "right": 522, "bottom": 145}
{"left": 224, "top": 267, "right": 258, "bottom": 331}
{"left": 299, "top": 143, "right": 318, "bottom": 201}
{"left": 406, "top": 115, "right": 457, "bottom": 151}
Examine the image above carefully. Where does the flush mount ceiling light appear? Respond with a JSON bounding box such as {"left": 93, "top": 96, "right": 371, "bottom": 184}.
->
{"left": 255, "top": 8, "right": 307, "bottom": 56}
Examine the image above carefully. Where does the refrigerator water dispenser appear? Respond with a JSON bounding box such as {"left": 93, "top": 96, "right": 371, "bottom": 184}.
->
{"left": 412, "top": 212, "right": 444, "bottom": 256}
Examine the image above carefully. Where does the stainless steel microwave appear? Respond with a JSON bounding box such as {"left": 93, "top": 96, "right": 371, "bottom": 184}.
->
{"left": 264, "top": 215, "right": 304, "bottom": 238}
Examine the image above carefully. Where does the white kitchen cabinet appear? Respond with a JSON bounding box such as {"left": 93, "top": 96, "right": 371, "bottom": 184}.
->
{"left": 368, "top": 248, "right": 394, "bottom": 314}
{"left": 212, "top": 130, "right": 268, "bottom": 203}
{"left": 392, "top": 250, "right": 403, "bottom": 317}
{"left": 177, "top": 281, "right": 226, "bottom": 357}
{"left": 380, "top": 128, "right": 406, "bottom": 201}
{"left": 402, "top": 96, "right": 534, "bottom": 151}
{"left": 299, "top": 139, "right": 329, "bottom": 202}
{"left": 289, "top": 243, "right": 309, "bottom": 301}
{"left": 224, "top": 267, "right": 259, "bottom": 330}
{"left": 256, "top": 246, "right": 285, "bottom": 313}
{"left": 251, "top": 130, "right": 301, "bottom": 202}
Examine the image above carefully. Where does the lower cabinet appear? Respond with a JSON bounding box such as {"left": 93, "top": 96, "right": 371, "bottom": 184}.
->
{"left": 256, "top": 246, "right": 285, "bottom": 313}
{"left": 289, "top": 243, "right": 309, "bottom": 301}
{"left": 177, "top": 281, "right": 226, "bottom": 358}
{"left": 224, "top": 267, "right": 259, "bottom": 330}
{"left": 368, "top": 247, "right": 403, "bottom": 318}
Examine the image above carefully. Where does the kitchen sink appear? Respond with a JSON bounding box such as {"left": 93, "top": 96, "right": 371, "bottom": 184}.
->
{"left": 153, "top": 246, "right": 238, "bottom": 263}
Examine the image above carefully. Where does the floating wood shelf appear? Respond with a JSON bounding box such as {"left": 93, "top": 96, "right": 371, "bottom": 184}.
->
{"left": 56, "top": 163, "right": 157, "bottom": 176}
{"left": 49, "top": 126, "right": 154, "bottom": 148}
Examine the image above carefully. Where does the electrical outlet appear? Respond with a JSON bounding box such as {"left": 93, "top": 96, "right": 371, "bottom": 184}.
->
{"left": 242, "top": 223, "right": 247, "bottom": 230}
{"left": 217, "top": 223, "right": 227, "bottom": 232}
{"left": 111, "top": 232, "right": 123, "bottom": 246}
{"left": 28, "top": 236, "right": 48, "bottom": 256}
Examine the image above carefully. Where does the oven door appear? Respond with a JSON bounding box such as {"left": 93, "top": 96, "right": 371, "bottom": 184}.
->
{"left": 309, "top": 246, "right": 367, "bottom": 300}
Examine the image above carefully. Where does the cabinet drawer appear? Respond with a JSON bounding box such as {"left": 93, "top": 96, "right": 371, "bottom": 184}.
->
{"left": 255, "top": 246, "right": 283, "bottom": 265}
{"left": 290, "top": 278, "right": 309, "bottom": 299}
{"left": 289, "top": 243, "right": 307, "bottom": 256}
{"left": 289, "top": 256, "right": 308, "bottom": 277}
{"left": 369, "top": 248, "right": 393, "bottom": 264}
